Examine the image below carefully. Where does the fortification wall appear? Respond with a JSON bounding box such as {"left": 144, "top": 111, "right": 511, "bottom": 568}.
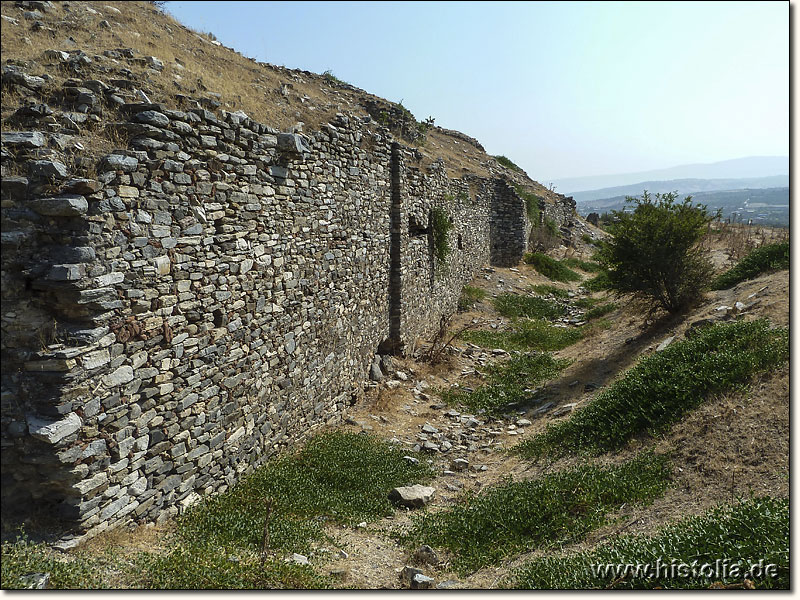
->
{"left": 0, "top": 97, "right": 552, "bottom": 542}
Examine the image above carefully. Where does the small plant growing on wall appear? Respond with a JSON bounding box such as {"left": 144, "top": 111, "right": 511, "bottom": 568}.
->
{"left": 431, "top": 206, "right": 454, "bottom": 270}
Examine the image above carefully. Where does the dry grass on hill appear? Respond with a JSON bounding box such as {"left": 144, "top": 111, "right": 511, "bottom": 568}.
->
{"left": 0, "top": 0, "right": 563, "bottom": 203}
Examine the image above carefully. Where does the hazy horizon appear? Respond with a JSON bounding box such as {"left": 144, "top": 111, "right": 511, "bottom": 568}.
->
{"left": 552, "top": 155, "right": 789, "bottom": 194}
{"left": 165, "top": 1, "right": 788, "bottom": 182}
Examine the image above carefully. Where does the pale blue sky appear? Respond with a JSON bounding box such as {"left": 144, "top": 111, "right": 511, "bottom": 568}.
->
{"left": 165, "top": 1, "right": 788, "bottom": 181}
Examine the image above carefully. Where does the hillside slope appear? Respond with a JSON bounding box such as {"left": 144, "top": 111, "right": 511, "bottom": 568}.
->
{"left": 0, "top": 0, "right": 563, "bottom": 203}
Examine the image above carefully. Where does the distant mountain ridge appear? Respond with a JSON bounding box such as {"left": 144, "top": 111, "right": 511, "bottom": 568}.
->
{"left": 553, "top": 156, "right": 788, "bottom": 194}
{"left": 570, "top": 175, "right": 789, "bottom": 203}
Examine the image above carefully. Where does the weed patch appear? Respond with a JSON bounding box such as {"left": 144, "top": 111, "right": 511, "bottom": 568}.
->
{"left": 494, "top": 155, "right": 522, "bottom": 171}
{"left": 508, "top": 496, "right": 788, "bottom": 589}
{"left": 135, "top": 543, "right": 329, "bottom": 589}
{"left": 711, "top": 242, "right": 789, "bottom": 290}
{"left": 458, "top": 285, "right": 487, "bottom": 311}
{"left": 531, "top": 284, "right": 569, "bottom": 299}
{"left": 562, "top": 258, "right": 603, "bottom": 273}
{"left": 180, "top": 431, "right": 432, "bottom": 549}
{"left": 139, "top": 431, "right": 432, "bottom": 588}
{"left": 524, "top": 253, "right": 581, "bottom": 282}
{"left": 1, "top": 536, "right": 106, "bottom": 589}
{"left": 583, "top": 271, "right": 612, "bottom": 291}
{"left": 584, "top": 303, "right": 617, "bottom": 320}
{"left": 515, "top": 319, "right": 789, "bottom": 458}
{"left": 431, "top": 207, "right": 453, "bottom": 269}
{"left": 461, "top": 319, "right": 583, "bottom": 352}
{"left": 573, "top": 297, "right": 600, "bottom": 309}
{"left": 405, "top": 452, "right": 671, "bottom": 574}
{"left": 514, "top": 184, "right": 541, "bottom": 222}
{"left": 440, "top": 352, "right": 570, "bottom": 415}
{"left": 492, "top": 293, "right": 565, "bottom": 320}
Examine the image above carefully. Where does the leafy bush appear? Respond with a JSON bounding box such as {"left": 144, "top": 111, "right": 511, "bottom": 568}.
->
{"left": 711, "top": 241, "right": 789, "bottom": 290}
{"left": 523, "top": 253, "right": 582, "bottom": 282}
{"left": 440, "top": 352, "right": 570, "bottom": 414}
{"left": 492, "top": 293, "right": 566, "bottom": 320}
{"left": 321, "top": 69, "right": 346, "bottom": 86}
{"left": 494, "top": 155, "right": 522, "bottom": 171}
{"left": 509, "top": 496, "right": 789, "bottom": 589}
{"left": 405, "top": 452, "right": 671, "bottom": 574}
{"left": 430, "top": 207, "right": 453, "bottom": 267}
{"left": 461, "top": 319, "right": 583, "bottom": 352}
{"left": 458, "top": 285, "right": 487, "bottom": 311}
{"left": 596, "top": 191, "right": 714, "bottom": 313}
{"left": 531, "top": 284, "right": 569, "bottom": 299}
{"left": 515, "top": 319, "right": 789, "bottom": 458}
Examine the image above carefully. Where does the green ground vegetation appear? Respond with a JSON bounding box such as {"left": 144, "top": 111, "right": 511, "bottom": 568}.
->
{"left": 508, "top": 496, "right": 788, "bottom": 589}
{"left": 514, "top": 319, "right": 789, "bottom": 459}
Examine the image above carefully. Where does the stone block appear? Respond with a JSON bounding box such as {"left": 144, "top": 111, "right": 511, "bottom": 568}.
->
{"left": 27, "top": 412, "right": 82, "bottom": 445}
{"left": 30, "top": 195, "right": 88, "bottom": 216}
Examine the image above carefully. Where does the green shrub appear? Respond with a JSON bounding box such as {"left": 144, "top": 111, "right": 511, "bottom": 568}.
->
{"left": 458, "top": 285, "right": 487, "bottom": 311}
{"left": 531, "top": 284, "right": 569, "bottom": 299}
{"left": 461, "top": 319, "right": 583, "bottom": 352}
{"left": 711, "top": 241, "right": 789, "bottom": 290}
{"left": 405, "top": 452, "right": 671, "bottom": 574}
{"left": 494, "top": 155, "right": 522, "bottom": 171}
{"left": 584, "top": 303, "right": 617, "bottom": 320}
{"left": 581, "top": 233, "right": 595, "bottom": 245}
{"left": 440, "top": 352, "right": 570, "bottom": 414}
{"left": 523, "top": 253, "right": 582, "bottom": 282}
{"left": 596, "top": 191, "right": 714, "bottom": 313}
{"left": 321, "top": 69, "right": 346, "bottom": 86}
{"left": 431, "top": 207, "right": 453, "bottom": 267}
{"left": 492, "top": 293, "right": 566, "bottom": 320}
{"left": 515, "top": 319, "right": 788, "bottom": 458}
{"left": 509, "top": 496, "right": 788, "bottom": 589}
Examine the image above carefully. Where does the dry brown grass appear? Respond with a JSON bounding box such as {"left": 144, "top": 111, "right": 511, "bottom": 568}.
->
{"left": 0, "top": 0, "right": 568, "bottom": 208}
{"left": 703, "top": 222, "right": 788, "bottom": 261}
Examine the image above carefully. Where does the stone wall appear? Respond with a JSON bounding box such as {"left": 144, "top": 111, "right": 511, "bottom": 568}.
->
{"left": 490, "top": 179, "right": 529, "bottom": 267}
{"left": 1, "top": 97, "right": 563, "bottom": 541}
